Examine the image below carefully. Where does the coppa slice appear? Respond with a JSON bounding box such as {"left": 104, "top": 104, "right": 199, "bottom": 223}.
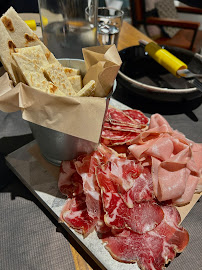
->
{"left": 60, "top": 194, "right": 97, "bottom": 237}
{"left": 58, "top": 160, "right": 83, "bottom": 197}
{"left": 96, "top": 165, "right": 164, "bottom": 234}
{"left": 103, "top": 205, "right": 189, "bottom": 270}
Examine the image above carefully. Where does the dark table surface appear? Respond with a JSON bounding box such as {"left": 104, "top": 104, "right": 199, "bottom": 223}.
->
{"left": 0, "top": 81, "right": 202, "bottom": 270}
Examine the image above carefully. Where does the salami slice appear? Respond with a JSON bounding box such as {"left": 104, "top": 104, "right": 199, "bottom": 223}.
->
{"left": 123, "top": 109, "right": 149, "bottom": 125}
{"left": 107, "top": 108, "right": 140, "bottom": 127}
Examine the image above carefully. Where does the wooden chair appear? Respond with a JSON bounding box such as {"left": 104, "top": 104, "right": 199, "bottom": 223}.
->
{"left": 129, "top": 0, "right": 202, "bottom": 52}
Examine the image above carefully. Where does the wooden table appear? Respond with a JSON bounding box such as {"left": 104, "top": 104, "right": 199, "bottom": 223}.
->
{"left": 118, "top": 21, "right": 152, "bottom": 51}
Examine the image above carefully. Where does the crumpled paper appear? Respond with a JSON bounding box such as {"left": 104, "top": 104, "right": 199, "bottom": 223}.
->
{"left": 0, "top": 45, "right": 122, "bottom": 143}
{"left": 83, "top": 44, "right": 122, "bottom": 97}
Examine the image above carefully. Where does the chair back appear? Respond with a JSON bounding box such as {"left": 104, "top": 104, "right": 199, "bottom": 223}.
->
{"left": 129, "top": 0, "right": 146, "bottom": 27}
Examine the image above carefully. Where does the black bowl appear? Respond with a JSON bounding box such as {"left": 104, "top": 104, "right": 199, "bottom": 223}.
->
{"left": 118, "top": 45, "right": 202, "bottom": 101}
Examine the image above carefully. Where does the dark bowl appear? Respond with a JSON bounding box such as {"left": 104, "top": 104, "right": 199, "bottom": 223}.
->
{"left": 118, "top": 45, "right": 202, "bottom": 102}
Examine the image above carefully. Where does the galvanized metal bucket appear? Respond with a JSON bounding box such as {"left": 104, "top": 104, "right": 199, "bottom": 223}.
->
{"left": 29, "top": 59, "right": 115, "bottom": 166}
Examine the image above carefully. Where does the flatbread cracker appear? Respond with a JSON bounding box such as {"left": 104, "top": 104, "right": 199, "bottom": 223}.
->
{"left": 0, "top": 20, "right": 19, "bottom": 84}
{"left": 12, "top": 52, "right": 57, "bottom": 93}
{"left": 76, "top": 80, "right": 95, "bottom": 97}
{"left": 43, "top": 63, "right": 76, "bottom": 96}
{"left": 63, "top": 67, "right": 80, "bottom": 77}
{"left": 15, "top": 45, "right": 49, "bottom": 67}
{"left": 1, "top": 7, "right": 58, "bottom": 64}
{"left": 67, "top": 75, "right": 83, "bottom": 92}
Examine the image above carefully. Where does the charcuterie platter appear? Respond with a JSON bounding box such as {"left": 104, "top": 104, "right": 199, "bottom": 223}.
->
{"left": 5, "top": 98, "right": 201, "bottom": 270}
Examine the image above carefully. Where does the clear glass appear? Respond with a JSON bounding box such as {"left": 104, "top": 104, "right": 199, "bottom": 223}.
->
{"left": 38, "top": 0, "right": 98, "bottom": 59}
{"left": 97, "top": 7, "right": 124, "bottom": 46}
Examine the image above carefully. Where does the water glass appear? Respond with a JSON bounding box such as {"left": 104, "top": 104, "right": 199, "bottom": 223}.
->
{"left": 38, "top": 0, "right": 98, "bottom": 59}
{"left": 97, "top": 7, "right": 124, "bottom": 47}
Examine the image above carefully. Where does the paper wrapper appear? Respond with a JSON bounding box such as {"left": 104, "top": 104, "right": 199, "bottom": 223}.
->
{"left": 0, "top": 45, "right": 122, "bottom": 144}
{"left": 83, "top": 45, "right": 122, "bottom": 97}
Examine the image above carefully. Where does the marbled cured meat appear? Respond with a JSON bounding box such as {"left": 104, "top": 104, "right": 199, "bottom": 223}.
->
{"left": 96, "top": 165, "right": 164, "bottom": 234}
{"left": 102, "top": 205, "right": 189, "bottom": 270}
{"left": 60, "top": 194, "right": 97, "bottom": 237}
{"left": 58, "top": 160, "right": 83, "bottom": 197}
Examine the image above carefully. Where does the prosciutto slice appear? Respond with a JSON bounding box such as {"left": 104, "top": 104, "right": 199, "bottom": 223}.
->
{"left": 103, "top": 205, "right": 189, "bottom": 270}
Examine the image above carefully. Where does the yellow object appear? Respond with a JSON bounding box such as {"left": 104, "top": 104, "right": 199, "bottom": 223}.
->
{"left": 25, "top": 16, "right": 48, "bottom": 31}
{"left": 145, "top": 42, "right": 187, "bottom": 77}
{"left": 41, "top": 16, "right": 48, "bottom": 27}
{"left": 24, "top": 19, "right": 36, "bottom": 31}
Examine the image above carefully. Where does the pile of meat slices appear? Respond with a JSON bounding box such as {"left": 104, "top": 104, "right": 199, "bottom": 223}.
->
{"left": 58, "top": 108, "right": 202, "bottom": 270}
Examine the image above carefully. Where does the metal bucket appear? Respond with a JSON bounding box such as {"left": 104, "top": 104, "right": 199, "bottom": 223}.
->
{"left": 29, "top": 59, "right": 114, "bottom": 166}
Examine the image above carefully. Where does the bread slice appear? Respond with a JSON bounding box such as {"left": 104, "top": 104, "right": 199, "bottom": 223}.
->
{"left": 43, "top": 63, "right": 76, "bottom": 96}
{"left": 76, "top": 80, "right": 95, "bottom": 97}
{"left": 0, "top": 19, "right": 19, "bottom": 84}
{"left": 15, "top": 45, "right": 49, "bottom": 67}
{"left": 12, "top": 52, "right": 57, "bottom": 93}
{"left": 63, "top": 67, "right": 80, "bottom": 77}
{"left": 67, "top": 75, "right": 83, "bottom": 92}
{"left": 1, "top": 7, "right": 58, "bottom": 64}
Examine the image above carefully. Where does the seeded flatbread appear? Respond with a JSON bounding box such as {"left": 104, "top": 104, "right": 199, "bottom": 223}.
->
{"left": 68, "top": 75, "right": 83, "bottom": 92}
{"left": 12, "top": 52, "right": 58, "bottom": 93}
{"left": 43, "top": 63, "right": 76, "bottom": 96}
{"left": 0, "top": 20, "right": 19, "bottom": 84}
{"left": 1, "top": 7, "right": 58, "bottom": 64}
{"left": 76, "top": 80, "right": 95, "bottom": 97}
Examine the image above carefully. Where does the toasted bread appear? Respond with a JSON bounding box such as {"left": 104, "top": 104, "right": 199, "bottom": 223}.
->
{"left": 76, "top": 80, "right": 95, "bottom": 97}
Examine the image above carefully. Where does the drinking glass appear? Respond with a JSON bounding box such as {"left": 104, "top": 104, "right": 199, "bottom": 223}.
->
{"left": 97, "top": 7, "right": 124, "bottom": 47}
{"left": 38, "top": 0, "right": 98, "bottom": 59}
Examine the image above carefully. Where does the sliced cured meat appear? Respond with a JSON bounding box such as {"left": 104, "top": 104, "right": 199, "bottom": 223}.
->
{"left": 102, "top": 129, "right": 130, "bottom": 140}
{"left": 102, "top": 192, "right": 164, "bottom": 234}
{"left": 58, "top": 160, "right": 83, "bottom": 197}
{"left": 60, "top": 194, "right": 97, "bottom": 237}
{"left": 101, "top": 129, "right": 139, "bottom": 146}
{"left": 109, "top": 158, "right": 143, "bottom": 191}
{"left": 172, "top": 174, "right": 199, "bottom": 205}
{"left": 123, "top": 109, "right": 149, "bottom": 125}
{"left": 82, "top": 173, "right": 102, "bottom": 219}
{"left": 120, "top": 167, "right": 154, "bottom": 206}
{"left": 107, "top": 107, "right": 139, "bottom": 127}
{"left": 104, "top": 121, "right": 142, "bottom": 133}
{"left": 96, "top": 165, "right": 164, "bottom": 234}
{"left": 129, "top": 113, "right": 202, "bottom": 205}
{"left": 102, "top": 205, "right": 189, "bottom": 270}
